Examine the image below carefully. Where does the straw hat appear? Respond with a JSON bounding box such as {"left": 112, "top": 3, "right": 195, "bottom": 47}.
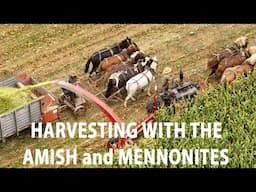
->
{"left": 162, "top": 67, "right": 172, "bottom": 74}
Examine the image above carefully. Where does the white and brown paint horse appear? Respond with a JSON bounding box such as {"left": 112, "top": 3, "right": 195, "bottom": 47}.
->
{"left": 104, "top": 55, "right": 150, "bottom": 98}
{"left": 124, "top": 56, "right": 158, "bottom": 107}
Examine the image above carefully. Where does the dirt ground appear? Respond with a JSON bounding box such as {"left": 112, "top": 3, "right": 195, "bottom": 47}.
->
{"left": 1, "top": 24, "right": 256, "bottom": 167}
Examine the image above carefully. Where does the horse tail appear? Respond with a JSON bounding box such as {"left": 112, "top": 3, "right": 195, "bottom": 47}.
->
{"left": 105, "top": 79, "right": 114, "bottom": 98}
{"left": 84, "top": 57, "right": 92, "bottom": 73}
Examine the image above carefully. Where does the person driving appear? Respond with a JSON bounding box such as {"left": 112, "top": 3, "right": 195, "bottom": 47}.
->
{"left": 62, "top": 75, "right": 80, "bottom": 101}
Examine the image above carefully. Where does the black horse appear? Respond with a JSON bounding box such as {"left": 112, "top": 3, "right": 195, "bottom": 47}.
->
{"left": 84, "top": 37, "right": 132, "bottom": 77}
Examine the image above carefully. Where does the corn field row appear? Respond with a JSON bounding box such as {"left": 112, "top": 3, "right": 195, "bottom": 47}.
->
{"left": 154, "top": 71, "right": 256, "bottom": 168}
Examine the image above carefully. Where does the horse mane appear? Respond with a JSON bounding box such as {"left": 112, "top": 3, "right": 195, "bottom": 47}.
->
{"left": 126, "top": 36, "right": 131, "bottom": 43}
{"left": 132, "top": 42, "right": 138, "bottom": 47}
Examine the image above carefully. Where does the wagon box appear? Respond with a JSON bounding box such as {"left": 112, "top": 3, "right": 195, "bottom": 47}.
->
{"left": 0, "top": 72, "right": 59, "bottom": 142}
{"left": 0, "top": 98, "right": 42, "bottom": 142}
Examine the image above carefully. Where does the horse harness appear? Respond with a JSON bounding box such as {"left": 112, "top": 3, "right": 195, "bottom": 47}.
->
{"left": 96, "top": 44, "right": 121, "bottom": 62}
{"left": 223, "top": 54, "right": 245, "bottom": 67}
{"left": 226, "top": 63, "right": 251, "bottom": 79}
{"left": 226, "top": 45, "right": 241, "bottom": 56}
{"left": 129, "top": 67, "right": 156, "bottom": 88}
{"left": 213, "top": 47, "right": 239, "bottom": 63}
{"left": 117, "top": 67, "right": 142, "bottom": 88}
{"left": 115, "top": 54, "right": 125, "bottom": 63}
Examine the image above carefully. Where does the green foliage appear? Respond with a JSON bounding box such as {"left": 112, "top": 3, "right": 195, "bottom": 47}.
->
{"left": 110, "top": 71, "right": 256, "bottom": 168}
{"left": 0, "top": 81, "right": 52, "bottom": 114}
{"left": 154, "top": 71, "right": 256, "bottom": 168}
{"left": 0, "top": 86, "right": 33, "bottom": 114}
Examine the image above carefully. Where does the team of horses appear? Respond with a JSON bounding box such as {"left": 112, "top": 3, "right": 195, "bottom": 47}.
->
{"left": 83, "top": 36, "right": 256, "bottom": 108}
{"left": 207, "top": 36, "right": 256, "bottom": 87}
{"left": 84, "top": 37, "right": 158, "bottom": 107}
{"left": 220, "top": 53, "right": 256, "bottom": 87}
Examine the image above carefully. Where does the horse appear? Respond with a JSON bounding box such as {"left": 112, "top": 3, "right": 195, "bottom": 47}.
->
{"left": 103, "top": 50, "right": 146, "bottom": 81}
{"left": 97, "top": 42, "right": 139, "bottom": 73}
{"left": 220, "top": 53, "right": 256, "bottom": 88}
{"left": 84, "top": 37, "right": 132, "bottom": 77}
{"left": 124, "top": 57, "right": 158, "bottom": 107}
{"left": 207, "top": 36, "right": 249, "bottom": 77}
{"left": 213, "top": 49, "right": 250, "bottom": 79}
{"left": 104, "top": 56, "right": 151, "bottom": 98}
{"left": 233, "top": 36, "right": 248, "bottom": 49}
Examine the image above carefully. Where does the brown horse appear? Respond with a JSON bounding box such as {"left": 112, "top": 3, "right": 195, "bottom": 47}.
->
{"left": 97, "top": 43, "right": 139, "bottom": 73}
{"left": 207, "top": 48, "right": 237, "bottom": 74}
{"left": 103, "top": 50, "right": 146, "bottom": 81}
{"left": 220, "top": 53, "right": 256, "bottom": 87}
{"left": 214, "top": 49, "right": 250, "bottom": 79}
{"left": 207, "top": 36, "right": 249, "bottom": 77}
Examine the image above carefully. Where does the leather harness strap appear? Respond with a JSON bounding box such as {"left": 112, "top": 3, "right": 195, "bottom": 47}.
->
{"left": 226, "top": 48, "right": 233, "bottom": 54}
{"left": 233, "top": 43, "right": 241, "bottom": 53}
{"left": 110, "top": 48, "right": 114, "bottom": 56}
{"left": 226, "top": 68, "right": 237, "bottom": 79}
{"left": 115, "top": 55, "right": 123, "bottom": 62}
{"left": 227, "top": 64, "right": 250, "bottom": 79}
{"left": 97, "top": 50, "right": 102, "bottom": 62}
{"left": 130, "top": 70, "right": 152, "bottom": 89}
